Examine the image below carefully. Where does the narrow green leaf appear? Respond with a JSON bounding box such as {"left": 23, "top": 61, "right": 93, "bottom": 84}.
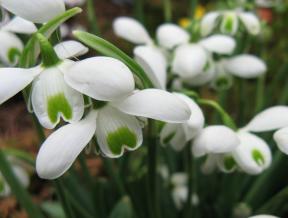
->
{"left": 19, "top": 7, "right": 82, "bottom": 68}
{"left": 73, "top": 31, "right": 154, "bottom": 88}
{"left": 109, "top": 196, "right": 134, "bottom": 218}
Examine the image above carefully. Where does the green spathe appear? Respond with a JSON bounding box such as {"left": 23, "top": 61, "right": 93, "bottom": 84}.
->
{"left": 47, "top": 93, "right": 72, "bottom": 124}
{"left": 107, "top": 127, "right": 137, "bottom": 155}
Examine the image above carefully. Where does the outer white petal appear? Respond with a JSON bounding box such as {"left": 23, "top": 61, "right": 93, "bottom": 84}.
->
{"left": 171, "top": 173, "right": 187, "bottom": 186}
{"left": 112, "top": 89, "right": 191, "bottom": 123}
{"left": 113, "top": 17, "right": 152, "bottom": 44}
{"left": 134, "top": 46, "right": 167, "bottom": 89}
{"left": 184, "top": 63, "right": 216, "bottom": 86}
{"left": 239, "top": 12, "right": 261, "bottom": 35}
{"left": 160, "top": 124, "right": 186, "bottom": 151}
{"left": 0, "top": 0, "right": 65, "bottom": 23}
{"left": 249, "top": 215, "right": 279, "bottom": 218}
{"left": 201, "top": 155, "right": 218, "bottom": 174}
{"left": 224, "top": 55, "right": 267, "bottom": 78}
{"left": 172, "top": 186, "right": 188, "bottom": 210}
{"left": 273, "top": 127, "right": 288, "bottom": 155}
{"left": 36, "top": 111, "right": 97, "bottom": 179}
{"left": 64, "top": 57, "right": 135, "bottom": 101}
{"left": 199, "top": 34, "right": 236, "bottom": 55}
{"left": 192, "top": 125, "right": 240, "bottom": 157}
{"left": 96, "top": 106, "right": 143, "bottom": 158}
{"left": 172, "top": 44, "right": 208, "bottom": 79}
{"left": 156, "top": 23, "right": 190, "bottom": 49}
{"left": 32, "top": 61, "right": 84, "bottom": 129}
{"left": 54, "top": 40, "right": 89, "bottom": 59}
{"left": 0, "top": 67, "right": 39, "bottom": 104}
{"left": 200, "top": 12, "right": 220, "bottom": 36}
{"left": 64, "top": 0, "right": 85, "bottom": 7}
{"left": 0, "top": 31, "right": 23, "bottom": 65}
{"left": 233, "top": 131, "right": 272, "bottom": 175}
{"left": 220, "top": 12, "right": 239, "bottom": 35}
{"left": 174, "top": 93, "right": 204, "bottom": 141}
{"left": 1, "top": 16, "right": 37, "bottom": 34}
{"left": 243, "top": 106, "right": 288, "bottom": 132}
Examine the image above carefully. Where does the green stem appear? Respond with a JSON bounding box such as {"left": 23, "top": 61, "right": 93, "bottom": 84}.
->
{"left": 147, "top": 120, "right": 161, "bottom": 218}
{"left": 86, "top": 0, "right": 100, "bottom": 35}
{"left": 255, "top": 75, "right": 265, "bottom": 113}
{"left": 183, "top": 145, "right": 193, "bottom": 218}
{"left": 189, "top": 0, "right": 198, "bottom": 19}
{"left": 163, "top": 0, "right": 172, "bottom": 22}
{"left": 134, "top": 0, "right": 144, "bottom": 23}
{"left": 0, "top": 149, "right": 45, "bottom": 218}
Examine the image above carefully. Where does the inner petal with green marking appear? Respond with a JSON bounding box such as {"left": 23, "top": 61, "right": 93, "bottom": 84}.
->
{"left": 107, "top": 127, "right": 137, "bottom": 155}
{"left": 252, "top": 149, "right": 265, "bottom": 166}
{"left": 223, "top": 155, "right": 237, "bottom": 171}
{"left": 222, "top": 14, "right": 237, "bottom": 34}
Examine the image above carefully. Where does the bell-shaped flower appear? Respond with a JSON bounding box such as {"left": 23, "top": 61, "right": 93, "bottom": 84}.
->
{"left": 192, "top": 125, "right": 240, "bottom": 157}
{"left": 0, "top": 16, "right": 37, "bottom": 65}
{"left": 36, "top": 57, "right": 191, "bottom": 179}
{"left": 0, "top": 36, "right": 89, "bottom": 129}
{"left": 232, "top": 131, "right": 272, "bottom": 175}
{"left": 160, "top": 93, "right": 204, "bottom": 151}
{"left": 0, "top": 0, "right": 65, "bottom": 23}
{"left": 201, "top": 10, "right": 261, "bottom": 36}
{"left": 273, "top": 127, "right": 288, "bottom": 155}
{"left": 172, "top": 34, "right": 235, "bottom": 79}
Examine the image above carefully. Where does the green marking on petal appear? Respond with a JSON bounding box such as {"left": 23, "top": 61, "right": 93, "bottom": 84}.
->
{"left": 107, "top": 127, "right": 137, "bottom": 155}
{"left": 252, "top": 149, "right": 265, "bottom": 166}
{"left": 47, "top": 93, "right": 72, "bottom": 124}
{"left": 223, "top": 155, "right": 236, "bottom": 171}
{"left": 222, "top": 15, "right": 235, "bottom": 34}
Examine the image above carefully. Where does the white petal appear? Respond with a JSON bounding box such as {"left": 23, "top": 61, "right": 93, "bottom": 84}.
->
{"left": 134, "top": 45, "right": 167, "bottom": 89}
{"left": 171, "top": 173, "right": 188, "bottom": 186}
{"left": 220, "top": 12, "right": 239, "bottom": 35}
{"left": 113, "top": 89, "right": 191, "bottom": 123}
{"left": 160, "top": 124, "right": 186, "bottom": 151}
{"left": 192, "top": 125, "right": 240, "bottom": 157}
{"left": 224, "top": 55, "right": 267, "bottom": 78}
{"left": 54, "top": 40, "right": 89, "bottom": 59}
{"left": 0, "top": 0, "right": 65, "bottom": 23}
{"left": 1, "top": 16, "right": 37, "bottom": 34}
{"left": 32, "top": 61, "right": 84, "bottom": 129}
{"left": 273, "top": 127, "right": 288, "bottom": 155}
{"left": 184, "top": 64, "right": 216, "bottom": 86}
{"left": 156, "top": 23, "right": 190, "bottom": 49}
{"left": 239, "top": 12, "right": 261, "bottom": 35}
{"left": 172, "top": 186, "right": 188, "bottom": 210}
{"left": 64, "top": 0, "right": 85, "bottom": 7}
{"left": 249, "top": 215, "right": 279, "bottom": 218}
{"left": 96, "top": 106, "right": 143, "bottom": 158}
{"left": 0, "top": 31, "right": 23, "bottom": 65}
{"left": 200, "top": 12, "right": 220, "bottom": 36}
{"left": 174, "top": 93, "right": 205, "bottom": 140}
{"left": 201, "top": 154, "right": 218, "bottom": 174}
{"left": 36, "top": 110, "right": 97, "bottom": 179}
{"left": 64, "top": 57, "right": 135, "bottom": 101}
{"left": 0, "top": 67, "right": 39, "bottom": 104}
{"left": 172, "top": 44, "right": 208, "bottom": 79}
{"left": 243, "top": 106, "right": 288, "bottom": 132}
{"left": 199, "top": 34, "right": 236, "bottom": 55}
{"left": 113, "top": 17, "right": 152, "bottom": 44}
{"left": 233, "top": 131, "right": 272, "bottom": 175}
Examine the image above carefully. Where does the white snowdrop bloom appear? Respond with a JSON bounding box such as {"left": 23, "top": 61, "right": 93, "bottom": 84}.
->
{"left": 172, "top": 34, "right": 235, "bottom": 79}
{"left": 0, "top": 39, "right": 89, "bottom": 129}
{"left": 161, "top": 93, "right": 204, "bottom": 151}
{"left": 36, "top": 57, "right": 191, "bottom": 179}
{"left": 201, "top": 10, "right": 261, "bottom": 36}
{"left": 216, "top": 153, "right": 238, "bottom": 173}
{"left": 232, "top": 131, "right": 272, "bottom": 175}
{"left": 192, "top": 125, "right": 240, "bottom": 157}
{"left": 64, "top": 0, "right": 86, "bottom": 7}
{"left": 273, "top": 127, "right": 288, "bottom": 155}
{"left": 249, "top": 215, "right": 279, "bottom": 218}
{"left": 0, "top": 0, "right": 65, "bottom": 23}
{"left": 0, "top": 16, "right": 37, "bottom": 65}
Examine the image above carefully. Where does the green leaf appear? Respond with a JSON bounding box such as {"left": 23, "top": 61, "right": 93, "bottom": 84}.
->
{"left": 109, "top": 196, "right": 134, "bottom": 218}
{"left": 19, "top": 7, "right": 82, "bottom": 68}
{"left": 41, "top": 202, "right": 66, "bottom": 218}
{"left": 73, "top": 31, "right": 154, "bottom": 89}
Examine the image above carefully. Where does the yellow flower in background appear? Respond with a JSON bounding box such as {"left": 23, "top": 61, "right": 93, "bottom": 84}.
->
{"left": 179, "top": 5, "right": 206, "bottom": 28}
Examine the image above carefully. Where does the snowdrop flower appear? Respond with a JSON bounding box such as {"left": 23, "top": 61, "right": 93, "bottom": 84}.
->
{"left": 172, "top": 34, "right": 236, "bottom": 79}
{"left": 161, "top": 93, "right": 204, "bottom": 151}
{"left": 243, "top": 106, "right": 288, "bottom": 155}
{"left": 36, "top": 57, "right": 191, "bottom": 179}
{"left": 232, "top": 131, "right": 272, "bottom": 175}
{"left": 0, "top": 37, "right": 89, "bottom": 129}
{"left": 0, "top": 0, "right": 65, "bottom": 23}
{"left": 201, "top": 10, "right": 261, "bottom": 36}
{"left": 192, "top": 125, "right": 240, "bottom": 157}
{"left": 249, "top": 215, "right": 279, "bottom": 218}
{"left": 0, "top": 16, "right": 37, "bottom": 65}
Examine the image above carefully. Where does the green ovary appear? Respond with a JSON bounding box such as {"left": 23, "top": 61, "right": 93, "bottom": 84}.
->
{"left": 252, "top": 149, "right": 265, "bottom": 166}
{"left": 107, "top": 127, "right": 137, "bottom": 155}
{"left": 47, "top": 93, "right": 72, "bottom": 123}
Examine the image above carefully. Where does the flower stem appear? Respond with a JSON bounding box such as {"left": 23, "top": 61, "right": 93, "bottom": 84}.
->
{"left": 189, "top": 0, "right": 198, "bottom": 19}
{"left": 134, "top": 0, "right": 144, "bottom": 23}
{"left": 163, "top": 0, "right": 172, "bottom": 22}
{"left": 0, "top": 148, "right": 45, "bottom": 218}
{"left": 86, "top": 0, "right": 100, "bottom": 35}
{"left": 255, "top": 75, "right": 265, "bottom": 113}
